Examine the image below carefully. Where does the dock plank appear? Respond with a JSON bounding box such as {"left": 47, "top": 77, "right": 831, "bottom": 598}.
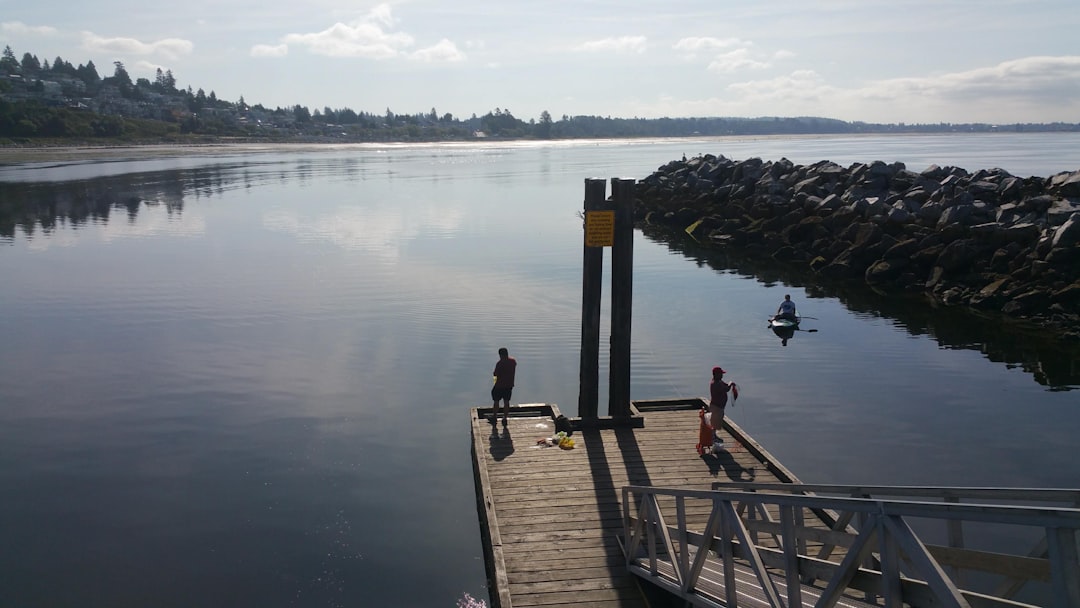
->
{"left": 471, "top": 402, "right": 801, "bottom": 608}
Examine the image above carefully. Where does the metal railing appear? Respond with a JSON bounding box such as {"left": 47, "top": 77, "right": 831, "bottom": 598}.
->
{"left": 621, "top": 484, "right": 1080, "bottom": 608}
{"left": 712, "top": 482, "right": 1080, "bottom": 600}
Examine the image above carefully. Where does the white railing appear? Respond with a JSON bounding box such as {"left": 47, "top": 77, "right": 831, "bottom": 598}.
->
{"left": 621, "top": 485, "right": 1080, "bottom": 608}
{"left": 711, "top": 482, "right": 1080, "bottom": 600}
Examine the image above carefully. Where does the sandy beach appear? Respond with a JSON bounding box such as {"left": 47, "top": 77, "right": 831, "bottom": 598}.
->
{"left": 0, "top": 142, "right": 322, "bottom": 164}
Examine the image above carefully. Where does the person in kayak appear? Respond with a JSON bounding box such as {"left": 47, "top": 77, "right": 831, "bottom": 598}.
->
{"left": 775, "top": 294, "right": 798, "bottom": 322}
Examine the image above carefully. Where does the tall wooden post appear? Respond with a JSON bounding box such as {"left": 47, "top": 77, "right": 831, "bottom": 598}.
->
{"left": 608, "top": 178, "right": 636, "bottom": 418}
{"left": 578, "top": 178, "right": 607, "bottom": 419}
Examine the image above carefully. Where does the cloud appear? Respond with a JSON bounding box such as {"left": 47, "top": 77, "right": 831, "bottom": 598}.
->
{"left": 268, "top": 3, "right": 465, "bottom": 63}
{"left": 675, "top": 38, "right": 780, "bottom": 72}
{"left": 282, "top": 20, "right": 414, "bottom": 59}
{"left": 1, "top": 21, "right": 58, "bottom": 36}
{"left": 707, "top": 48, "right": 771, "bottom": 72}
{"left": 365, "top": 3, "right": 397, "bottom": 28}
{"left": 576, "top": 36, "right": 647, "bottom": 54}
{"left": 673, "top": 36, "right": 746, "bottom": 56}
{"left": 251, "top": 44, "right": 289, "bottom": 58}
{"left": 726, "top": 70, "right": 831, "bottom": 101}
{"left": 649, "top": 55, "right": 1080, "bottom": 123}
{"left": 81, "top": 32, "right": 193, "bottom": 60}
{"left": 411, "top": 39, "right": 465, "bottom": 63}
{"left": 265, "top": 3, "right": 457, "bottom": 63}
{"left": 132, "top": 59, "right": 168, "bottom": 74}
{"left": 865, "top": 55, "right": 1080, "bottom": 102}
{"left": 723, "top": 57, "right": 1080, "bottom": 110}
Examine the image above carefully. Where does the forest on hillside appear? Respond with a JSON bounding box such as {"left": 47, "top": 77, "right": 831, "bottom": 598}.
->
{"left": 2, "top": 44, "right": 1078, "bottom": 144}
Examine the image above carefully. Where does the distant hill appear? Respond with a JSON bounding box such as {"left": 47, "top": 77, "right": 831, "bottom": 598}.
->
{"left": 2, "top": 44, "right": 1078, "bottom": 145}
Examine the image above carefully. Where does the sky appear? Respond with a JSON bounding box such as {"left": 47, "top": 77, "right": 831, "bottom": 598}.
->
{"left": 2, "top": 0, "right": 1079, "bottom": 125}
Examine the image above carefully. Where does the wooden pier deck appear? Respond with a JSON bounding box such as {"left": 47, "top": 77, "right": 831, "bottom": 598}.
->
{"left": 470, "top": 399, "right": 802, "bottom": 608}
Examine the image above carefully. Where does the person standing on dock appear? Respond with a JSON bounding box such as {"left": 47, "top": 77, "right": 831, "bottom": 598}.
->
{"left": 709, "top": 366, "right": 738, "bottom": 450}
{"left": 491, "top": 347, "right": 517, "bottom": 425}
{"left": 775, "top": 294, "right": 798, "bottom": 322}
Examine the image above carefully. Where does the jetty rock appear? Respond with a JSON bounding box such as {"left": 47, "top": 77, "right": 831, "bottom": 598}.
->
{"left": 634, "top": 154, "right": 1080, "bottom": 338}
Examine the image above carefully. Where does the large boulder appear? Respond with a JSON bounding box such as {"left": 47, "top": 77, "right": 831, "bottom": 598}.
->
{"left": 1049, "top": 171, "right": 1080, "bottom": 197}
{"left": 970, "top": 277, "right": 1011, "bottom": 309}
{"left": 865, "top": 258, "right": 909, "bottom": 285}
{"left": 1051, "top": 213, "right": 1080, "bottom": 249}
{"left": 1048, "top": 201, "right": 1080, "bottom": 227}
{"left": 937, "top": 204, "right": 976, "bottom": 228}
{"left": 936, "top": 239, "right": 985, "bottom": 273}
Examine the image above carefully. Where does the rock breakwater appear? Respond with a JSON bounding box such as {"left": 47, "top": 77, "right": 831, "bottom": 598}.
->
{"left": 635, "top": 154, "right": 1080, "bottom": 338}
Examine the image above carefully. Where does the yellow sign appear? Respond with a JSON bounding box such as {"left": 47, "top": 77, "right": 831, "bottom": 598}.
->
{"left": 585, "top": 210, "right": 615, "bottom": 247}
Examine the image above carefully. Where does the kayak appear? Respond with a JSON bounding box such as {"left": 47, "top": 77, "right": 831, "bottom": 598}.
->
{"left": 769, "top": 315, "right": 800, "bottom": 329}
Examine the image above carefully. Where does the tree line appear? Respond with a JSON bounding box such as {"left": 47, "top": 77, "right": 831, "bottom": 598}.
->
{"left": 2, "top": 44, "right": 1078, "bottom": 144}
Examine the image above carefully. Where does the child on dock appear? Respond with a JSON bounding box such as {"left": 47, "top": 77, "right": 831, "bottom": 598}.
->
{"left": 709, "top": 366, "right": 738, "bottom": 451}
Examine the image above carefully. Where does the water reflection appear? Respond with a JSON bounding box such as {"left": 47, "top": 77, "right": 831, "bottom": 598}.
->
{"left": 0, "top": 155, "right": 380, "bottom": 242}
{"left": 644, "top": 226, "right": 1080, "bottom": 390}
{"left": 771, "top": 324, "right": 796, "bottom": 347}
{"left": 1, "top": 168, "right": 205, "bottom": 240}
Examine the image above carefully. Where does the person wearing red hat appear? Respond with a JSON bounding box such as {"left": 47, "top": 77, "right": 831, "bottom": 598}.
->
{"left": 708, "top": 366, "right": 738, "bottom": 450}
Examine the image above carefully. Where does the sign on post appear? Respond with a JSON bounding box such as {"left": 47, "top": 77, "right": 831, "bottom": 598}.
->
{"left": 584, "top": 210, "right": 615, "bottom": 247}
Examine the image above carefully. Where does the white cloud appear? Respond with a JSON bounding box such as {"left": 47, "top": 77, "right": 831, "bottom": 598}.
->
{"left": 866, "top": 55, "right": 1080, "bottom": 102}
{"left": 727, "top": 70, "right": 831, "bottom": 101}
{"left": 576, "top": 36, "right": 647, "bottom": 54}
{"left": 411, "top": 39, "right": 465, "bottom": 63}
{"left": 270, "top": 3, "right": 468, "bottom": 60}
{"left": 283, "top": 22, "right": 413, "bottom": 59}
{"left": 722, "top": 56, "right": 1080, "bottom": 111}
{"left": 649, "top": 55, "right": 1080, "bottom": 123}
{"left": 132, "top": 59, "right": 167, "bottom": 74}
{"left": 366, "top": 3, "right": 397, "bottom": 28}
{"left": 251, "top": 44, "right": 289, "bottom": 58}
{"left": 707, "top": 48, "right": 771, "bottom": 72}
{"left": 673, "top": 36, "right": 746, "bottom": 55}
{"left": 1, "top": 21, "right": 58, "bottom": 36}
{"left": 81, "top": 32, "right": 193, "bottom": 60}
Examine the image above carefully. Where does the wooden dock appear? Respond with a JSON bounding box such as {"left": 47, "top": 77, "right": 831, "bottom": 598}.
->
{"left": 470, "top": 399, "right": 801, "bottom": 608}
{"left": 472, "top": 401, "right": 1080, "bottom": 608}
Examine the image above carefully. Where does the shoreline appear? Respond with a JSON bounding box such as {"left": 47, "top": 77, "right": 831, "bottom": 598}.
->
{"left": 5, "top": 132, "right": 1078, "bottom": 167}
{"left": 0, "top": 142, "right": 312, "bottom": 164}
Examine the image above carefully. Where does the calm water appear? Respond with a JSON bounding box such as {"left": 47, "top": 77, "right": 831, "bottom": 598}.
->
{"left": 1, "top": 134, "right": 1079, "bottom": 607}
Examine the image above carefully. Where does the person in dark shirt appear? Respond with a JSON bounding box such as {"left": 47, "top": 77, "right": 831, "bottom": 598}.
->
{"left": 491, "top": 347, "right": 517, "bottom": 425}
